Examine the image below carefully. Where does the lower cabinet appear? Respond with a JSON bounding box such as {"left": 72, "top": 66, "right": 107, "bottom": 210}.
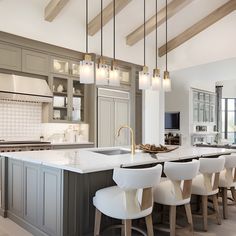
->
{"left": 39, "top": 166, "right": 62, "bottom": 236}
{"left": 8, "top": 159, "right": 62, "bottom": 236}
{"left": 23, "top": 162, "right": 39, "bottom": 227}
{"left": 8, "top": 159, "right": 24, "bottom": 217}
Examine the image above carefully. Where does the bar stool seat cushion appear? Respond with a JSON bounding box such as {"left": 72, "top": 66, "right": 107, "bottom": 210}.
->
{"left": 154, "top": 179, "right": 190, "bottom": 206}
{"left": 192, "top": 174, "right": 219, "bottom": 196}
{"left": 93, "top": 186, "right": 152, "bottom": 220}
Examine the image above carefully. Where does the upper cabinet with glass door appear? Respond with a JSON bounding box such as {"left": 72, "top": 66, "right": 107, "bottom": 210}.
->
{"left": 192, "top": 89, "right": 215, "bottom": 123}
{"left": 51, "top": 57, "right": 80, "bottom": 77}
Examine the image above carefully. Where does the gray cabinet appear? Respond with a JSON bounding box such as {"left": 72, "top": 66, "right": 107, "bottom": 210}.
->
{"left": 114, "top": 99, "right": 130, "bottom": 146}
{"left": 39, "top": 166, "right": 62, "bottom": 236}
{"left": 0, "top": 43, "right": 21, "bottom": 71}
{"left": 8, "top": 160, "right": 62, "bottom": 236}
{"left": 8, "top": 159, "right": 24, "bottom": 217}
{"left": 51, "top": 56, "right": 80, "bottom": 77}
{"left": 98, "top": 97, "right": 115, "bottom": 147}
{"left": 22, "top": 49, "right": 49, "bottom": 76}
{"left": 23, "top": 162, "right": 39, "bottom": 227}
{"left": 98, "top": 89, "right": 130, "bottom": 147}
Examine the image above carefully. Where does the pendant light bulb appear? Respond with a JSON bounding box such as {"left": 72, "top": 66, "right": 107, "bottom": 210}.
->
{"left": 152, "top": 68, "right": 161, "bottom": 91}
{"left": 139, "top": 0, "right": 150, "bottom": 90}
{"left": 96, "top": 0, "right": 109, "bottom": 86}
{"left": 139, "top": 66, "right": 150, "bottom": 90}
{"left": 163, "top": 71, "right": 171, "bottom": 92}
{"left": 163, "top": 0, "right": 171, "bottom": 92}
{"left": 96, "top": 57, "right": 109, "bottom": 85}
{"left": 109, "top": 0, "right": 120, "bottom": 87}
{"left": 80, "top": 0, "right": 94, "bottom": 84}
{"left": 80, "top": 54, "right": 94, "bottom": 84}
{"left": 109, "top": 61, "right": 120, "bottom": 86}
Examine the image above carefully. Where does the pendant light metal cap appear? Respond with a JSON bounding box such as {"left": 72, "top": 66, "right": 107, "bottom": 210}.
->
{"left": 84, "top": 54, "right": 92, "bottom": 61}
{"left": 153, "top": 68, "right": 160, "bottom": 77}
{"left": 163, "top": 71, "right": 170, "bottom": 79}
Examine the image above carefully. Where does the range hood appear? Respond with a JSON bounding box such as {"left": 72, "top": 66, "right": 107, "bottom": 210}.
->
{"left": 0, "top": 73, "right": 53, "bottom": 103}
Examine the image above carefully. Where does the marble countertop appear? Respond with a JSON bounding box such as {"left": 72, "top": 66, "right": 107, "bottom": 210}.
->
{"left": 1, "top": 146, "right": 235, "bottom": 174}
{"left": 51, "top": 142, "right": 94, "bottom": 146}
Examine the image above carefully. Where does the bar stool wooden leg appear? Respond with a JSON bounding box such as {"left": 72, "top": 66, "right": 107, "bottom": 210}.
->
{"left": 124, "top": 220, "right": 132, "bottom": 236}
{"left": 222, "top": 187, "right": 228, "bottom": 219}
{"left": 230, "top": 187, "right": 236, "bottom": 201}
{"left": 184, "top": 203, "right": 194, "bottom": 234}
{"left": 121, "top": 220, "right": 125, "bottom": 236}
{"left": 145, "top": 214, "right": 154, "bottom": 236}
{"left": 169, "top": 205, "right": 176, "bottom": 236}
{"left": 202, "top": 195, "right": 208, "bottom": 232}
{"left": 212, "top": 194, "right": 221, "bottom": 225}
{"left": 94, "top": 208, "right": 102, "bottom": 236}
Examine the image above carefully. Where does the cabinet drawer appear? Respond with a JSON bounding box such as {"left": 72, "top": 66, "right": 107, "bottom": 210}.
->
{"left": 22, "top": 49, "right": 49, "bottom": 76}
{"left": 0, "top": 43, "right": 21, "bottom": 71}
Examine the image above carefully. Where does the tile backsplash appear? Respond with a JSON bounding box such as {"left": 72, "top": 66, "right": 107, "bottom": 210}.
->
{"left": 0, "top": 99, "right": 89, "bottom": 142}
{"left": 0, "top": 100, "right": 42, "bottom": 140}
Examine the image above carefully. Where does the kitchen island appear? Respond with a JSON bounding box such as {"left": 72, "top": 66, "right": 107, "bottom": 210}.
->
{"left": 0, "top": 146, "right": 235, "bottom": 236}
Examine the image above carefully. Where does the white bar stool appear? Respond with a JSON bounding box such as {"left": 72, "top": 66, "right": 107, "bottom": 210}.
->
{"left": 191, "top": 156, "right": 225, "bottom": 231}
{"left": 153, "top": 160, "right": 200, "bottom": 236}
{"left": 93, "top": 164, "right": 162, "bottom": 236}
{"left": 219, "top": 154, "right": 236, "bottom": 219}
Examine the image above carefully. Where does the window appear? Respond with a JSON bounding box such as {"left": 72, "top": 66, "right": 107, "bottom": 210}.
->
{"left": 221, "top": 98, "right": 236, "bottom": 143}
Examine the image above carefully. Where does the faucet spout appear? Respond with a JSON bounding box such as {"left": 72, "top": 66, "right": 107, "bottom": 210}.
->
{"left": 116, "top": 125, "right": 136, "bottom": 156}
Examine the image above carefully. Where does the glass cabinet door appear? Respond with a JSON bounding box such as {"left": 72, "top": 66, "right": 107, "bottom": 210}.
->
{"left": 210, "top": 105, "right": 214, "bottom": 122}
{"left": 193, "top": 102, "right": 199, "bottom": 122}
{"left": 71, "top": 80, "right": 84, "bottom": 122}
{"left": 204, "top": 104, "right": 210, "bottom": 122}
{"left": 52, "top": 58, "right": 69, "bottom": 75}
{"left": 199, "top": 103, "right": 204, "bottom": 122}
{"left": 121, "top": 71, "right": 130, "bottom": 84}
{"left": 52, "top": 76, "right": 69, "bottom": 121}
{"left": 193, "top": 91, "right": 199, "bottom": 101}
{"left": 71, "top": 61, "right": 80, "bottom": 77}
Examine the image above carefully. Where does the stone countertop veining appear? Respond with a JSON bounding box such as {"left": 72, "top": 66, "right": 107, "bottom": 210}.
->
{"left": 1, "top": 146, "right": 235, "bottom": 174}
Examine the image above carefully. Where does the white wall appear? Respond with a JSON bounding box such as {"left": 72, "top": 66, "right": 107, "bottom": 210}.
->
{"left": 219, "top": 80, "right": 236, "bottom": 98}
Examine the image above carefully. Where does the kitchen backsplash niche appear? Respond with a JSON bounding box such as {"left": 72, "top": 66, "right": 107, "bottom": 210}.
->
{"left": 0, "top": 100, "right": 41, "bottom": 140}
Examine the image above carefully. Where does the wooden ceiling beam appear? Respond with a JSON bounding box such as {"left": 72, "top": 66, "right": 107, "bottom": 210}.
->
{"left": 159, "top": 0, "right": 236, "bottom": 57}
{"left": 126, "top": 0, "right": 193, "bottom": 46}
{"left": 45, "top": 0, "right": 69, "bottom": 22}
{"left": 88, "top": 0, "right": 132, "bottom": 36}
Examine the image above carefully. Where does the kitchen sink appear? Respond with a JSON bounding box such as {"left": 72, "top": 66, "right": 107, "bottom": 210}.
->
{"left": 92, "top": 149, "right": 131, "bottom": 156}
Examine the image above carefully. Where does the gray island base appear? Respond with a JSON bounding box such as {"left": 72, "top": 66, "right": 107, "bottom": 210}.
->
{"left": 1, "top": 146, "right": 235, "bottom": 236}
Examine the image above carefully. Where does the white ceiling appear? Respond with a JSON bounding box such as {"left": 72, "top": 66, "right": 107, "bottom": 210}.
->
{"left": 0, "top": 0, "right": 235, "bottom": 72}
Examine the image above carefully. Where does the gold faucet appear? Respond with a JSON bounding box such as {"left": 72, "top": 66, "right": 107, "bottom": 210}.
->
{"left": 116, "top": 125, "right": 136, "bottom": 155}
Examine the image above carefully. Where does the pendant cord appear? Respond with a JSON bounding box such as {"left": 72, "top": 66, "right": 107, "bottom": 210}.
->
{"left": 165, "top": 0, "right": 167, "bottom": 71}
{"left": 155, "top": 0, "right": 157, "bottom": 69}
{"left": 113, "top": 0, "right": 116, "bottom": 61}
{"left": 144, "top": 0, "right": 146, "bottom": 66}
{"left": 86, "top": 0, "right": 88, "bottom": 53}
{"left": 101, "top": 0, "right": 103, "bottom": 57}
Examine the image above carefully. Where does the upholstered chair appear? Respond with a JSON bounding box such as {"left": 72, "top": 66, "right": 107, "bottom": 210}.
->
{"left": 154, "top": 160, "right": 200, "bottom": 236}
{"left": 93, "top": 164, "right": 162, "bottom": 236}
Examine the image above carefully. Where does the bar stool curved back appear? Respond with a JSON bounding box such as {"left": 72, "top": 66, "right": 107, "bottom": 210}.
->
{"left": 93, "top": 164, "right": 163, "bottom": 236}
{"left": 219, "top": 154, "right": 236, "bottom": 219}
{"left": 191, "top": 156, "right": 225, "bottom": 231}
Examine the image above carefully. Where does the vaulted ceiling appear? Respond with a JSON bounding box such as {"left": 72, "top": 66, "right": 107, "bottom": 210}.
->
{"left": 0, "top": 0, "right": 236, "bottom": 71}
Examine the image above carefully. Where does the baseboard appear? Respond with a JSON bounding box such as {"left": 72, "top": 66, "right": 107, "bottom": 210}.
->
{"left": 8, "top": 211, "right": 48, "bottom": 236}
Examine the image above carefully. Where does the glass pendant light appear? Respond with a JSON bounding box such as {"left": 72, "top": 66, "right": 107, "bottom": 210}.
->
{"left": 79, "top": 0, "right": 94, "bottom": 84}
{"left": 96, "top": 0, "right": 109, "bottom": 85}
{"left": 109, "top": 0, "right": 120, "bottom": 87}
{"left": 139, "top": 0, "right": 151, "bottom": 90}
{"left": 152, "top": 0, "right": 161, "bottom": 91}
{"left": 163, "top": 0, "right": 171, "bottom": 92}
